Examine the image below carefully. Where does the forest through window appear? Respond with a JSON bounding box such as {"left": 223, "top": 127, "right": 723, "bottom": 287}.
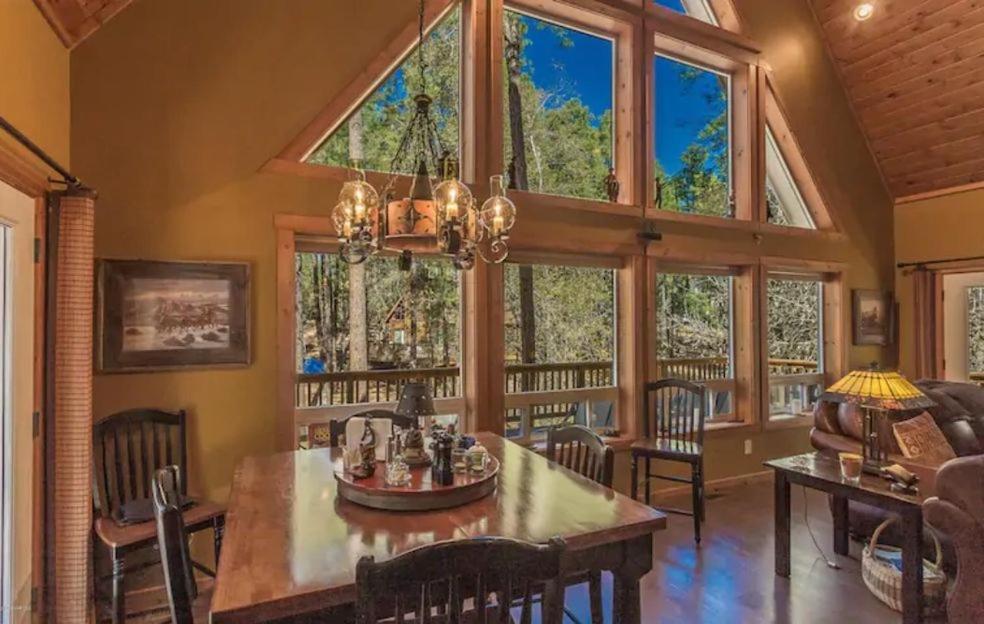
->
{"left": 968, "top": 286, "right": 984, "bottom": 375}
{"left": 767, "top": 277, "right": 823, "bottom": 417}
{"left": 503, "top": 9, "right": 614, "bottom": 201}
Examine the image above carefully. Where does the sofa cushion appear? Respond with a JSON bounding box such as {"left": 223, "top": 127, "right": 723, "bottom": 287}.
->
{"left": 893, "top": 412, "right": 957, "bottom": 464}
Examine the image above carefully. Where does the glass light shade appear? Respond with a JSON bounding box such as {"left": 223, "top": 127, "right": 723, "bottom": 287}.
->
{"left": 434, "top": 178, "right": 473, "bottom": 224}
{"left": 337, "top": 179, "right": 379, "bottom": 226}
{"left": 479, "top": 175, "right": 516, "bottom": 237}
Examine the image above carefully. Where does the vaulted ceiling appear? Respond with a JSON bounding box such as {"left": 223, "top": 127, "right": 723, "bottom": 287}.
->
{"left": 810, "top": 0, "right": 984, "bottom": 201}
{"left": 33, "top": 0, "right": 134, "bottom": 48}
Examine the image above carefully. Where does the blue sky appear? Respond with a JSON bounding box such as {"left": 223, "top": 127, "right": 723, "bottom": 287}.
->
{"left": 654, "top": 56, "right": 728, "bottom": 176}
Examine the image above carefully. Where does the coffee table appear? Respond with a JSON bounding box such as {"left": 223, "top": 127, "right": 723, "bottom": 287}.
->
{"left": 765, "top": 451, "right": 937, "bottom": 624}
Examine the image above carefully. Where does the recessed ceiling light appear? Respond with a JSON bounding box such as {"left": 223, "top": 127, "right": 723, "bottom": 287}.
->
{"left": 854, "top": 3, "right": 875, "bottom": 21}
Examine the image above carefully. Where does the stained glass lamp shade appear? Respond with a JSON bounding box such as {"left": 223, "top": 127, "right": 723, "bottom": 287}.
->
{"left": 820, "top": 369, "right": 935, "bottom": 411}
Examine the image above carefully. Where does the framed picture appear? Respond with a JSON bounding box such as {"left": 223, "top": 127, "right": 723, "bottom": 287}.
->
{"left": 852, "top": 289, "right": 893, "bottom": 346}
{"left": 97, "top": 260, "right": 250, "bottom": 372}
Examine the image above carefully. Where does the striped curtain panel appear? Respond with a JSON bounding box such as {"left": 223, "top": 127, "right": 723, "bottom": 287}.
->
{"left": 912, "top": 268, "right": 942, "bottom": 380}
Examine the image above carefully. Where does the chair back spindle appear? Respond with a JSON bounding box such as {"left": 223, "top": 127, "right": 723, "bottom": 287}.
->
{"left": 355, "top": 537, "right": 567, "bottom": 624}
{"left": 152, "top": 465, "right": 197, "bottom": 624}
{"left": 93, "top": 408, "right": 187, "bottom": 520}
{"left": 545, "top": 425, "right": 614, "bottom": 488}
{"left": 643, "top": 379, "right": 707, "bottom": 445}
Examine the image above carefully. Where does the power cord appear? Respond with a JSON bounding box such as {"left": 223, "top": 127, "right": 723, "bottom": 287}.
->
{"left": 801, "top": 485, "right": 841, "bottom": 570}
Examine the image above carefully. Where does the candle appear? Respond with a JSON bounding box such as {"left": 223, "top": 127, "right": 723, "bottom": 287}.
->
{"left": 446, "top": 200, "right": 459, "bottom": 220}
{"left": 492, "top": 214, "right": 504, "bottom": 236}
{"left": 354, "top": 201, "right": 366, "bottom": 221}
{"left": 342, "top": 220, "right": 352, "bottom": 238}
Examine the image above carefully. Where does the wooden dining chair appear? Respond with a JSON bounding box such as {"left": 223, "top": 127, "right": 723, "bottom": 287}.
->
{"left": 630, "top": 379, "right": 708, "bottom": 544}
{"left": 93, "top": 408, "right": 225, "bottom": 624}
{"left": 355, "top": 536, "right": 567, "bottom": 624}
{"left": 545, "top": 425, "right": 613, "bottom": 624}
{"left": 327, "top": 408, "right": 418, "bottom": 447}
{"left": 152, "top": 465, "right": 212, "bottom": 624}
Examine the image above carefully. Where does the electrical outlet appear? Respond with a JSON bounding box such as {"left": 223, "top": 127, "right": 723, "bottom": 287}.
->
{"left": 743, "top": 439, "right": 753, "bottom": 455}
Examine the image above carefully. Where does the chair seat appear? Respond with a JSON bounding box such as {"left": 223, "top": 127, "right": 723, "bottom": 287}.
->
{"left": 94, "top": 499, "right": 225, "bottom": 552}
{"left": 631, "top": 437, "right": 702, "bottom": 461}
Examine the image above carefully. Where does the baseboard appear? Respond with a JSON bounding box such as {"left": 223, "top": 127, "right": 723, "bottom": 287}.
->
{"left": 644, "top": 469, "right": 773, "bottom": 502}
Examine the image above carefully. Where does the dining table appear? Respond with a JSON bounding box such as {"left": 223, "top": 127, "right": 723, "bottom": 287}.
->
{"left": 210, "top": 431, "right": 667, "bottom": 623}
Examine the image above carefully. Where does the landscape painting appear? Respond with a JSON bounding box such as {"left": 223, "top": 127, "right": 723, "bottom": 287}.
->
{"left": 853, "top": 289, "right": 892, "bottom": 346}
{"left": 98, "top": 260, "right": 250, "bottom": 372}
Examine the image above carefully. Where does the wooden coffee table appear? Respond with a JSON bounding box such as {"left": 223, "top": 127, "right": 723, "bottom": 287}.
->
{"left": 765, "top": 451, "right": 937, "bottom": 624}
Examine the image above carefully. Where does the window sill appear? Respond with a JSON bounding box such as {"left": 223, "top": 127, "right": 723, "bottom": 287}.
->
{"left": 704, "top": 420, "right": 755, "bottom": 436}
{"left": 764, "top": 413, "right": 814, "bottom": 431}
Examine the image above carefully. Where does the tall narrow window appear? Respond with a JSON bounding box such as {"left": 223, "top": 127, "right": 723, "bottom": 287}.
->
{"left": 968, "top": 286, "right": 984, "bottom": 382}
{"left": 655, "top": 271, "right": 737, "bottom": 422}
{"left": 766, "top": 127, "right": 815, "bottom": 229}
{"left": 502, "top": 8, "right": 614, "bottom": 201}
{"left": 652, "top": 0, "right": 719, "bottom": 25}
{"left": 653, "top": 54, "right": 732, "bottom": 217}
{"left": 294, "top": 251, "right": 462, "bottom": 445}
{"left": 767, "top": 276, "right": 824, "bottom": 419}
{"left": 503, "top": 261, "right": 617, "bottom": 439}
{"left": 306, "top": 7, "right": 461, "bottom": 172}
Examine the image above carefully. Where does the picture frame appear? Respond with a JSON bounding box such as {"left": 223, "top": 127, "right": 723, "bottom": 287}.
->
{"left": 852, "top": 289, "right": 893, "bottom": 346}
{"left": 97, "top": 259, "right": 251, "bottom": 372}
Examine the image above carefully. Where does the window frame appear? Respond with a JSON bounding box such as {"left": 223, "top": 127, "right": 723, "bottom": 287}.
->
{"left": 499, "top": 251, "right": 623, "bottom": 443}
{"left": 760, "top": 259, "right": 846, "bottom": 429}
{"left": 645, "top": 28, "right": 756, "bottom": 225}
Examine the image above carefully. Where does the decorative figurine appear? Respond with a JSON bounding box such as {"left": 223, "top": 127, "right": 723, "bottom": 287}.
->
{"left": 385, "top": 435, "right": 411, "bottom": 487}
{"left": 402, "top": 421, "right": 431, "bottom": 466}
{"left": 655, "top": 176, "right": 664, "bottom": 210}
{"left": 350, "top": 418, "right": 378, "bottom": 479}
{"left": 604, "top": 167, "right": 620, "bottom": 203}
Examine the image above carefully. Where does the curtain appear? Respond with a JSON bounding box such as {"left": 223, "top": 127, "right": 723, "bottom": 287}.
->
{"left": 912, "top": 267, "right": 942, "bottom": 380}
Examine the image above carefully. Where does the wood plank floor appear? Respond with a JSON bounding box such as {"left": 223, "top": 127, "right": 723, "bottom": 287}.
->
{"left": 562, "top": 480, "right": 915, "bottom": 623}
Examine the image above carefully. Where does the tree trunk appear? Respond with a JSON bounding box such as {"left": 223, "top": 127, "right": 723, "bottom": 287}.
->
{"left": 505, "top": 16, "right": 536, "bottom": 390}
{"left": 348, "top": 111, "right": 369, "bottom": 378}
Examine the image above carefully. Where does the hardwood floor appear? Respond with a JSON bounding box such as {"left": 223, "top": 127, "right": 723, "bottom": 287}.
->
{"left": 562, "top": 480, "right": 913, "bottom": 623}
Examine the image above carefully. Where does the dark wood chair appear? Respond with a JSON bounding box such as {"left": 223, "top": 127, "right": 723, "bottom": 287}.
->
{"left": 355, "top": 536, "right": 567, "bottom": 624}
{"left": 152, "top": 465, "right": 211, "bottom": 624}
{"left": 630, "top": 379, "right": 707, "bottom": 543}
{"left": 545, "top": 425, "right": 613, "bottom": 624}
{"left": 92, "top": 408, "right": 225, "bottom": 624}
{"left": 328, "top": 408, "right": 418, "bottom": 447}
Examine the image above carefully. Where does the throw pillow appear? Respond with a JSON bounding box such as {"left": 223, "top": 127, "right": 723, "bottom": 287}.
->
{"left": 892, "top": 412, "right": 957, "bottom": 465}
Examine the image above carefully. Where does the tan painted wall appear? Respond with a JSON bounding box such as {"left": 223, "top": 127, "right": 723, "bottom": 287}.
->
{"left": 895, "top": 188, "right": 984, "bottom": 377}
{"left": 0, "top": 0, "right": 71, "bottom": 165}
{"left": 71, "top": 0, "right": 894, "bottom": 507}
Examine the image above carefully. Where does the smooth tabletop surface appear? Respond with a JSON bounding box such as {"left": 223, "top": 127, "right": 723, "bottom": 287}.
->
{"left": 211, "top": 432, "right": 666, "bottom": 623}
{"left": 765, "top": 451, "right": 937, "bottom": 506}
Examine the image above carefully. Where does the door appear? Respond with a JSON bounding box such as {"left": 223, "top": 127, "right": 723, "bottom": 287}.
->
{"left": 0, "top": 180, "right": 34, "bottom": 624}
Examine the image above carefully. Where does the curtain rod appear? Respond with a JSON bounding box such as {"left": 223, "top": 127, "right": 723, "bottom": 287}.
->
{"left": 0, "top": 115, "right": 85, "bottom": 189}
{"left": 897, "top": 255, "right": 984, "bottom": 269}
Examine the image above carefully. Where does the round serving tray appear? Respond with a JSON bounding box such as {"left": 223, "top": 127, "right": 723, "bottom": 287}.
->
{"left": 335, "top": 456, "right": 499, "bottom": 512}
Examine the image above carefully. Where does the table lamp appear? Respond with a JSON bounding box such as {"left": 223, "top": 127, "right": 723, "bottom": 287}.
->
{"left": 395, "top": 381, "right": 436, "bottom": 423}
{"left": 820, "top": 364, "right": 935, "bottom": 474}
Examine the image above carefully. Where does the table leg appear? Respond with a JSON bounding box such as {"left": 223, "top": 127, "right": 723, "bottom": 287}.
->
{"left": 612, "top": 534, "right": 653, "bottom": 624}
{"left": 901, "top": 509, "right": 924, "bottom": 624}
{"left": 775, "top": 471, "right": 791, "bottom": 577}
{"left": 832, "top": 494, "right": 849, "bottom": 556}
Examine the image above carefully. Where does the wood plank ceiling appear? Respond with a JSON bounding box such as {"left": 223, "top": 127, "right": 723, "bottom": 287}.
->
{"left": 33, "top": 0, "right": 134, "bottom": 48}
{"left": 811, "top": 0, "right": 984, "bottom": 201}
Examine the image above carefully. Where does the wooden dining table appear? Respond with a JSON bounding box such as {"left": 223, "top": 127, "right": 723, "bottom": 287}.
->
{"left": 210, "top": 432, "right": 666, "bottom": 623}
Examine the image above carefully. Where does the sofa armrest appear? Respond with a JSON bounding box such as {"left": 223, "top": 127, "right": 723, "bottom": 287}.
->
{"left": 810, "top": 428, "right": 862, "bottom": 455}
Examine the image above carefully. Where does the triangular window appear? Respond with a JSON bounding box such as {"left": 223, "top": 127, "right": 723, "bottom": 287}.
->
{"left": 652, "top": 0, "right": 719, "bottom": 26}
{"left": 305, "top": 6, "right": 460, "bottom": 173}
{"left": 765, "top": 126, "right": 814, "bottom": 229}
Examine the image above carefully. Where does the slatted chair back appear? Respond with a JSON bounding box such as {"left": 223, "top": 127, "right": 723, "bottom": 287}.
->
{"left": 546, "top": 425, "right": 615, "bottom": 488}
{"left": 328, "top": 409, "right": 417, "bottom": 447}
{"left": 355, "top": 537, "right": 567, "bottom": 624}
{"left": 643, "top": 379, "right": 707, "bottom": 445}
{"left": 152, "top": 465, "right": 197, "bottom": 624}
{"left": 93, "top": 408, "right": 187, "bottom": 520}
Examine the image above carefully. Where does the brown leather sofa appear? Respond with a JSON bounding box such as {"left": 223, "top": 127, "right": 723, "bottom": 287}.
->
{"left": 810, "top": 379, "right": 984, "bottom": 572}
{"left": 924, "top": 455, "right": 984, "bottom": 624}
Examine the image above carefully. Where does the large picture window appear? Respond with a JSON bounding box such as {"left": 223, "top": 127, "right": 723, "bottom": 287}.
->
{"left": 294, "top": 250, "right": 462, "bottom": 445}
{"left": 653, "top": 54, "right": 732, "bottom": 217}
{"left": 766, "top": 275, "right": 824, "bottom": 419}
{"left": 766, "top": 126, "right": 815, "bottom": 229}
{"left": 654, "top": 271, "right": 737, "bottom": 423}
{"left": 503, "top": 260, "right": 617, "bottom": 439}
{"left": 502, "top": 8, "right": 614, "bottom": 201}
{"left": 306, "top": 6, "right": 460, "bottom": 172}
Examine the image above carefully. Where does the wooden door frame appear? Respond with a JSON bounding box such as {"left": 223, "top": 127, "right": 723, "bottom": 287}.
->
{"left": 0, "top": 138, "right": 49, "bottom": 620}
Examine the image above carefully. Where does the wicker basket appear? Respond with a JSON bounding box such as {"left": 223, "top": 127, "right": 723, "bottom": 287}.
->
{"left": 862, "top": 518, "right": 947, "bottom": 615}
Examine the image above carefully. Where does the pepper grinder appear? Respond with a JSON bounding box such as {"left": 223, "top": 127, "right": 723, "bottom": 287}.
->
{"left": 431, "top": 432, "right": 454, "bottom": 486}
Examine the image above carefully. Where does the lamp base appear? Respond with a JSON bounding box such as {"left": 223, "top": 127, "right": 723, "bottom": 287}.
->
{"left": 862, "top": 459, "right": 885, "bottom": 476}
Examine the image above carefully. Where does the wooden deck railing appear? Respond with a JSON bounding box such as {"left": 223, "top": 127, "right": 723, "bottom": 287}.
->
{"left": 296, "top": 357, "right": 821, "bottom": 408}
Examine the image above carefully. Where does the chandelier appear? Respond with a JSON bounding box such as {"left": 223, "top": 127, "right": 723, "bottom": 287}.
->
{"left": 332, "top": 0, "right": 516, "bottom": 268}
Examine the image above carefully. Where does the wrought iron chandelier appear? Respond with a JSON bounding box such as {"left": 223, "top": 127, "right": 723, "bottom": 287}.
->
{"left": 332, "top": 0, "right": 516, "bottom": 268}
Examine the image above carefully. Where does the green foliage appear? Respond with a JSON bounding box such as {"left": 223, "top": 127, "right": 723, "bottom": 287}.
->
{"left": 504, "top": 263, "right": 615, "bottom": 364}
{"left": 969, "top": 287, "right": 984, "bottom": 373}
{"left": 767, "top": 279, "right": 821, "bottom": 364}
{"left": 656, "top": 273, "right": 731, "bottom": 360}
